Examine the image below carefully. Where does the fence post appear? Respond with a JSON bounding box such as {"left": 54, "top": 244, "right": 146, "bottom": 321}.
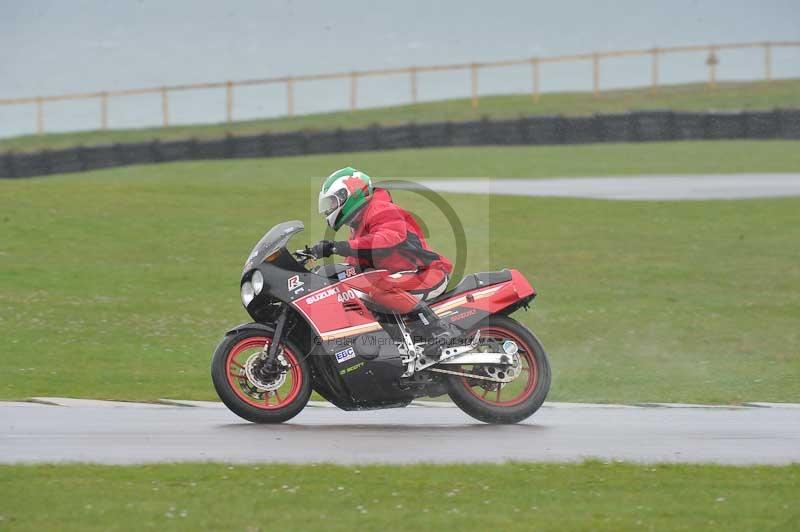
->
{"left": 287, "top": 77, "right": 294, "bottom": 117}
{"left": 226, "top": 81, "right": 234, "bottom": 124}
{"left": 409, "top": 67, "right": 418, "bottom": 105}
{"left": 592, "top": 53, "right": 600, "bottom": 97}
{"left": 706, "top": 46, "right": 718, "bottom": 89}
{"left": 650, "top": 48, "right": 660, "bottom": 95}
{"left": 470, "top": 63, "right": 479, "bottom": 109}
{"left": 100, "top": 92, "right": 108, "bottom": 130}
{"left": 531, "top": 58, "right": 540, "bottom": 103}
{"left": 160, "top": 87, "right": 169, "bottom": 127}
{"left": 35, "top": 97, "right": 44, "bottom": 135}
{"left": 350, "top": 72, "right": 358, "bottom": 111}
{"left": 763, "top": 42, "right": 772, "bottom": 82}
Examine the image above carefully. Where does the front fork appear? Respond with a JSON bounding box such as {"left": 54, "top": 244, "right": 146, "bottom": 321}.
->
{"left": 259, "top": 304, "right": 290, "bottom": 375}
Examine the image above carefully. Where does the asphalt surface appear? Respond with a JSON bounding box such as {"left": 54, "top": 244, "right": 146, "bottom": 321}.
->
{"left": 2, "top": 400, "right": 799, "bottom": 465}
{"left": 418, "top": 174, "right": 800, "bottom": 200}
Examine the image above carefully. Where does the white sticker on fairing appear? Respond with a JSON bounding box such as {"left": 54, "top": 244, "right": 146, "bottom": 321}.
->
{"left": 305, "top": 287, "right": 339, "bottom": 305}
{"left": 335, "top": 347, "right": 356, "bottom": 364}
{"left": 288, "top": 275, "right": 304, "bottom": 290}
{"left": 337, "top": 267, "right": 358, "bottom": 281}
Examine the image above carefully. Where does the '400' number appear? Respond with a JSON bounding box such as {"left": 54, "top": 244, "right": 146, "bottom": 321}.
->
{"left": 337, "top": 289, "right": 357, "bottom": 303}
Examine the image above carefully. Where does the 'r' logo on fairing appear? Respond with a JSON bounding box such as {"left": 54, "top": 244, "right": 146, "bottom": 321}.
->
{"left": 288, "top": 275, "right": 304, "bottom": 290}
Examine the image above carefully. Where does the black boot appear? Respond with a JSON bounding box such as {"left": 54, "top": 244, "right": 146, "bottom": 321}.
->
{"left": 408, "top": 301, "right": 461, "bottom": 354}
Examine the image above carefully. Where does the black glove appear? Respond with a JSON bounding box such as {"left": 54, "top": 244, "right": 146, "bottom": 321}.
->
{"left": 310, "top": 240, "right": 336, "bottom": 258}
{"left": 333, "top": 240, "right": 354, "bottom": 256}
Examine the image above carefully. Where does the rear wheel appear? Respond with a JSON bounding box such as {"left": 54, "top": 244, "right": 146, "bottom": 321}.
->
{"left": 446, "top": 315, "right": 550, "bottom": 424}
{"left": 211, "top": 329, "right": 311, "bottom": 423}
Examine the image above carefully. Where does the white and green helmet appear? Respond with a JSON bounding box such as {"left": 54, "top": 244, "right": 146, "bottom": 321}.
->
{"left": 318, "top": 167, "right": 373, "bottom": 230}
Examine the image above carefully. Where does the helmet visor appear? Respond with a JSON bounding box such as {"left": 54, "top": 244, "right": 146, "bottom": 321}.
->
{"left": 319, "top": 188, "right": 349, "bottom": 216}
{"left": 318, "top": 194, "right": 341, "bottom": 216}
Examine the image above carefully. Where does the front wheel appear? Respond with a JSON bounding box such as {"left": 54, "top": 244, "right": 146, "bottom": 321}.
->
{"left": 446, "top": 315, "right": 551, "bottom": 424}
{"left": 211, "top": 329, "right": 311, "bottom": 423}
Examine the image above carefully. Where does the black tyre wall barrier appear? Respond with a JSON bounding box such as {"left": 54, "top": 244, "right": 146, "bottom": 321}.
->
{"left": 1, "top": 109, "right": 798, "bottom": 179}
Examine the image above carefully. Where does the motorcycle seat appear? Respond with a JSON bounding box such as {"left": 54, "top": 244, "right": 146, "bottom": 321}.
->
{"left": 430, "top": 270, "right": 512, "bottom": 303}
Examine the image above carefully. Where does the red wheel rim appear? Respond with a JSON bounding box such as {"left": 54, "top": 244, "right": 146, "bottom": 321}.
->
{"left": 225, "top": 336, "right": 303, "bottom": 410}
{"left": 459, "top": 326, "right": 538, "bottom": 407}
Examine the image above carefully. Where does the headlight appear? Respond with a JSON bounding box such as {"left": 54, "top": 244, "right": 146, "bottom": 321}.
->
{"left": 241, "top": 281, "right": 255, "bottom": 307}
{"left": 251, "top": 270, "right": 264, "bottom": 295}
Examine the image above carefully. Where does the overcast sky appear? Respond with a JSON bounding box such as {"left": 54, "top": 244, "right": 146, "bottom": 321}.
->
{"left": 1, "top": 0, "right": 798, "bottom": 136}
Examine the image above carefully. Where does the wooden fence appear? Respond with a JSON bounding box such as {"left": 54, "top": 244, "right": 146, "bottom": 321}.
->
{"left": 0, "top": 40, "right": 798, "bottom": 136}
{"left": 2, "top": 109, "right": 798, "bottom": 179}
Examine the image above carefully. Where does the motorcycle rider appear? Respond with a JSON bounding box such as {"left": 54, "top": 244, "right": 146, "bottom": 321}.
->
{"left": 311, "top": 167, "right": 458, "bottom": 346}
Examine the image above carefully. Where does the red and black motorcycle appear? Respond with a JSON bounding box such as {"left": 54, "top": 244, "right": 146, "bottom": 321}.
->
{"left": 211, "top": 221, "right": 550, "bottom": 424}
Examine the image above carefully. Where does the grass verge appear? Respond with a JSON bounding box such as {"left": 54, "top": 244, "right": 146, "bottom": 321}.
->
{"left": 1, "top": 79, "right": 798, "bottom": 154}
{"left": 1, "top": 141, "right": 798, "bottom": 403}
{"left": 0, "top": 462, "right": 797, "bottom": 531}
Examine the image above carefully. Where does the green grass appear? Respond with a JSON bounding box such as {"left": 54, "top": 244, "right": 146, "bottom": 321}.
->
{"left": 2, "top": 79, "right": 799, "bottom": 154}
{"left": 0, "top": 462, "right": 797, "bottom": 531}
{"left": 1, "top": 141, "right": 799, "bottom": 403}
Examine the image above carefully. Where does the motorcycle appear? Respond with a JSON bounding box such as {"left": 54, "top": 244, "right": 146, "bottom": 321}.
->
{"left": 211, "top": 220, "right": 550, "bottom": 424}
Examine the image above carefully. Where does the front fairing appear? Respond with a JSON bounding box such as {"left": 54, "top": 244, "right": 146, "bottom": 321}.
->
{"left": 240, "top": 220, "right": 329, "bottom": 318}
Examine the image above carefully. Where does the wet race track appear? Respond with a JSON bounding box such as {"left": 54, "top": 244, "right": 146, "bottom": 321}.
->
{"left": 2, "top": 400, "right": 799, "bottom": 465}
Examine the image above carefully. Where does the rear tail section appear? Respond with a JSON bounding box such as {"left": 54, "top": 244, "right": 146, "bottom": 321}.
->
{"left": 432, "top": 269, "right": 535, "bottom": 315}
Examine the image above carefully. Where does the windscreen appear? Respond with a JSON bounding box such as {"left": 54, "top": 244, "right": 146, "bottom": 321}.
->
{"left": 242, "top": 220, "right": 304, "bottom": 275}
